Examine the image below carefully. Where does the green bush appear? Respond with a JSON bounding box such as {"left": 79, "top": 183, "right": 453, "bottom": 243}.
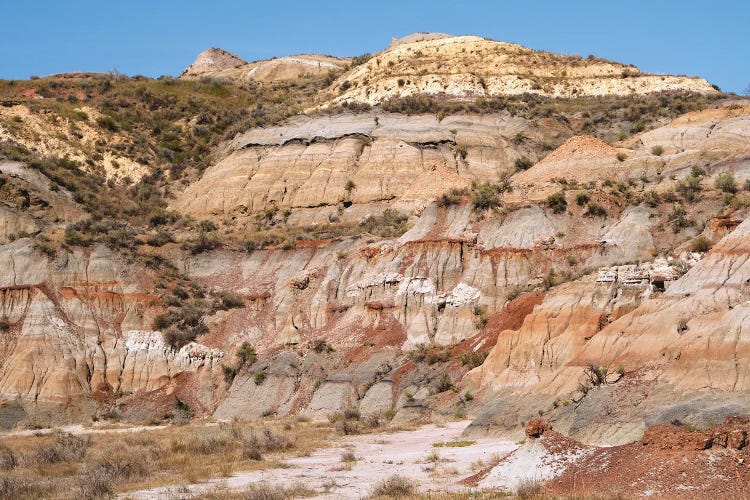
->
{"left": 360, "top": 209, "right": 409, "bottom": 237}
{"left": 668, "top": 204, "right": 693, "bottom": 233}
{"left": 676, "top": 175, "right": 702, "bottom": 201}
{"left": 546, "top": 191, "right": 567, "bottom": 214}
{"left": 436, "top": 187, "right": 466, "bottom": 207}
{"left": 690, "top": 165, "right": 706, "bottom": 177}
{"left": 254, "top": 370, "right": 267, "bottom": 385}
{"left": 514, "top": 156, "right": 534, "bottom": 170}
{"left": 236, "top": 342, "right": 257, "bottom": 367}
{"left": 96, "top": 115, "right": 119, "bottom": 132}
{"left": 471, "top": 182, "right": 502, "bottom": 211}
{"left": 691, "top": 235, "right": 712, "bottom": 253}
{"left": 576, "top": 192, "right": 589, "bottom": 206}
{"left": 643, "top": 190, "right": 660, "bottom": 207}
{"left": 460, "top": 351, "right": 488, "bottom": 369}
{"left": 715, "top": 172, "right": 737, "bottom": 193}
{"left": 584, "top": 202, "right": 607, "bottom": 218}
{"left": 630, "top": 119, "right": 645, "bottom": 133}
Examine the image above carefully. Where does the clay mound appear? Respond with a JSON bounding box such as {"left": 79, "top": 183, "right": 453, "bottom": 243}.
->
{"left": 478, "top": 417, "right": 750, "bottom": 497}
{"left": 182, "top": 48, "right": 247, "bottom": 77}
{"left": 546, "top": 417, "right": 750, "bottom": 498}
{"left": 478, "top": 423, "right": 593, "bottom": 492}
{"left": 514, "top": 135, "right": 629, "bottom": 186}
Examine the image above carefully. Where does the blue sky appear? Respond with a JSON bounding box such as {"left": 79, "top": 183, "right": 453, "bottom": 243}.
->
{"left": 1, "top": 0, "right": 748, "bottom": 93}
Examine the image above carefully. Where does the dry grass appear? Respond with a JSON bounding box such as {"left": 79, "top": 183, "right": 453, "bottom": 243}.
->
{"left": 0, "top": 418, "right": 338, "bottom": 498}
{"left": 369, "top": 474, "right": 416, "bottom": 498}
{"left": 201, "top": 481, "right": 317, "bottom": 499}
{"left": 515, "top": 476, "right": 544, "bottom": 499}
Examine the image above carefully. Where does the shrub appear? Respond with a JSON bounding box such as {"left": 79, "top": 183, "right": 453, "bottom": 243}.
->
{"left": 185, "top": 231, "right": 220, "bottom": 254}
{"left": 254, "top": 370, "right": 267, "bottom": 385}
{"left": 583, "top": 364, "right": 608, "bottom": 386}
{"left": 669, "top": 204, "right": 693, "bottom": 233}
{"left": 213, "top": 290, "right": 245, "bottom": 310}
{"left": 96, "top": 115, "right": 119, "bottom": 132}
{"left": 236, "top": 342, "right": 257, "bottom": 367}
{"left": 241, "top": 483, "right": 314, "bottom": 500}
{"left": 576, "top": 192, "right": 589, "bottom": 206}
{"left": 461, "top": 351, "right": 489, "bottom": 369}
{"left": 0, "top": 444, "right": 16, "bottom": 471}
{"left": 691, "top": 235, "right": 712, "bottom": 253}
{"left": 472, "top": 304, "right": 489, "bottom": 329}
{"left": 630, "top": 119, "right": 645, "bottom": 133}
{"left": 471, "top": 181, "right": 501, "bottom": 211}
{"left": 339, "top": 419, "right": 361, "bottom": 435}
{"left": 360, "top": 209, "right": 409, "bottom": 237}
{"left": 30, "top": 431, "right": 90, "bottom": 465}
{"left": 616, "top": 152, "right": 627, "bottom": 162}
{"left": 691, "top": 165, "right": 706, "bottom": 177}
{"left": 435, "top": 373, "right": 455, "bottom": 393}
{"left": 436, "top": 187, "right": 466, "bottom": 207}
{"left": 546, "top": 191, "right": 567, "bottom": 214}
{"left": 146, "top": 229, "right": 174, "bottom": 247}
{"left": 584, "top": 202, "right": 607, "bottom": 218}
{"left": 715, "top": 172, "right": 737, "bottom": 193}
{"left": 222, "top": 364, "right": 237, "bottom": 383}
{"left": 311, "top": 339, "right": 334, "bottom": 353}
{"left": 514, "top": 156, "right": 534, "bottom": 170}
{"left": 343, "top": 409, "right": 360, "bottom": 421}
{"left": 182, "top": 427, "right": 237, "bottom": 455}
{"left": 426, "top": 350, "right": 450, "bottom": 364}
{"left": 79, "top": 446, "right": 152, "bottom": 497}
{"left": 643, "top": 190, "right": 660, "bottom": 207}
{"left": 676, "top": 175, "right": 702, "bottom": 201}
{"left": 345, "top": 179, "right": 356, "bottom": 193}
{"left": 651, "top": 145, "right": 664, "bottom": 156}
{"left": 369, "top": 475, "right": 415, "bottom": 498}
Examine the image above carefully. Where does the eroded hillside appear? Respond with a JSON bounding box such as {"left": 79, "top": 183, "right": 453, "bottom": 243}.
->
{"left": 0, "top": 35, "right": 748, "bottom": 452}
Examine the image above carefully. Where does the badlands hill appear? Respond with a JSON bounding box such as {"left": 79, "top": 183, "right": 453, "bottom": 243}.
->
{"left": 182, "top": 47, "right": 349, "bottom": 83}
{"left": 180, "top": 33, "right": 718, "bottom": 103}
{"left": 328, "top": 33, "right": 718, "bottom": 104}
{"left": 0, "top": 33, "right": 749, "bottom": 497}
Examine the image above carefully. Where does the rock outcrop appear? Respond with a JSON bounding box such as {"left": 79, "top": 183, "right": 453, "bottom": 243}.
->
{"left": 0, "top": 240, "right": 223, "bottom": 425}
{"left": 465, "top": 213, "right": 750, "bottom": 445}
{"left": 181, "top": 48, "right": 248, "bottom": 78}
{"left": 181, "top": 48, "right": 347, "bottom": 83}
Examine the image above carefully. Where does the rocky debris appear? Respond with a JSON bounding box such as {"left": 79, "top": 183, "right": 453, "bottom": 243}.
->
{"left": 542, "top": 417, "right": 750, "bottom": 498}
{"left": 525, "top": 417, "right": 552, "bottom": 438}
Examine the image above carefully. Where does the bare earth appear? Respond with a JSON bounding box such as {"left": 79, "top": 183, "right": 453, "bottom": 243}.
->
{"left": 123, "top": 421, "right": 517, "bottom": 499}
